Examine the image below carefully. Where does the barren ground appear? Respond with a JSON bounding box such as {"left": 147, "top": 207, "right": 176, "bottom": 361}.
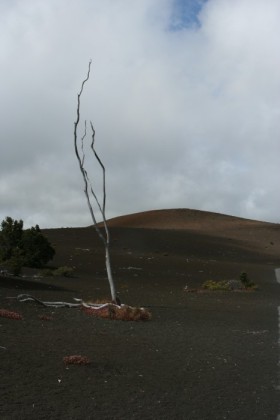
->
{"left": 1, "top": 209, "right": 280, "bottom": 419}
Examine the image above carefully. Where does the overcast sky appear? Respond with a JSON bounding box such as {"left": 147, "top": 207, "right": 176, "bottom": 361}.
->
{"left": 1, "top": 0, "right": 280, "bottom": 228}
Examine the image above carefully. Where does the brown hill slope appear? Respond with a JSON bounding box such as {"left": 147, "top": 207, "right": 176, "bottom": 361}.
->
{"left": 104, "top": 208, "right": 280, "bottom": 256}
{"left": 105, "top": 208, "right": 268, "bottom": 230}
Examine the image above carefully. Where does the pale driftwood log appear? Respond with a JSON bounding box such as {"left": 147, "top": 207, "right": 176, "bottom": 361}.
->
{"left": 9, "top": 294, "right": 151, "bottom": 321}
{"left": 73, "top": 60, "right": 117, "bottom": 303}
{"left": 14, "top": 294, "right": 120, "bottom": 309}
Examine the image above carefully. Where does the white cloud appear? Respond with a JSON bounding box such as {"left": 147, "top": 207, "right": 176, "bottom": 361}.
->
{"left": 0, "top": 0, "right": 280, "bottom": 227}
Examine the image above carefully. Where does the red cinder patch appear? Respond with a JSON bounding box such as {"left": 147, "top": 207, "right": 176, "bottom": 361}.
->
{"left": 81, "top": 304, "right": 152, "bottom": 321}
{"left": 0, "top": 309, "right": 23, "bottom": 320}
{"left": 63, "top": 355, "right": 91, "bottom": 365}
{"left": 38, "top": 314, "right": 54, "bottom": 321}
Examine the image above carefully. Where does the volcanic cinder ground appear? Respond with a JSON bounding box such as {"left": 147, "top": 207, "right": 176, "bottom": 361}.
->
{"left": 1, "top": 209, "right": 280, "bottom": 419}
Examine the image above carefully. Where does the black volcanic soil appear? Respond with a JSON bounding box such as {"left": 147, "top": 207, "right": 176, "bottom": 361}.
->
{"left": 1, "top": 209, "right": 280, "bottom": 419}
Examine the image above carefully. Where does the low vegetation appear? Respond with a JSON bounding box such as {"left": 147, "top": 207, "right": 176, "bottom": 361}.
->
{"left": 0, "top": 217, "right": 55, "bottom": 275}
{"left": 202, "top": 280, "right": 232, "bottom": 291}
{"left": 201, "top": 272, "right": 257, "bottom": 291}
{"left": 184, "top": 272, "right": 258, "bottom": 293}
{"left": 239, "top": 271, "right": 256, "bottom": 288}
{"left": 38, "top": 266, "right": 74, "bottom": 278}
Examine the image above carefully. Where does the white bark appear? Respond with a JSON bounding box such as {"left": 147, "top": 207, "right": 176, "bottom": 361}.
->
{"left": 105, "top": 244, "right": 116, "bottom": 304}
{"left": 73, "top": 61, "right": 117, "bottom": 303}
{"left": 14, "top": 294, "right": 120, "bottom": 309}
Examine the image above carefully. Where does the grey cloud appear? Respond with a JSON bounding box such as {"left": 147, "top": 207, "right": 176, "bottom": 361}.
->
{"left": 1, "top": 0, "right": 280, "bottom": 228}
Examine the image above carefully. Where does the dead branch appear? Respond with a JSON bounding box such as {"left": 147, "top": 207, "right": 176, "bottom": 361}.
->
{"left": 14, "top": 294, "right": 117, "bottom": 308}
{"left": 73, "top": 61, "right": 117, "bottom": 303}
{"left": 12, "top": 294, "right": 151, "bottom": 321}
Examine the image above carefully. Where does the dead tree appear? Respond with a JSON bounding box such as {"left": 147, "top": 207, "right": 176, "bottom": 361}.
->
{"left": 9, "top": 62, "right": 152, "bottom": 321}
{"left": 73, "top": 60, "right": 118, "bottom": 304}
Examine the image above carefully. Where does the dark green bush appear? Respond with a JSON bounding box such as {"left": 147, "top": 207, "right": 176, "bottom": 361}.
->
{"left": 0, "top": 217, "right": 23, "bottom": 262}
{"left": 4, "top": 248, "right": 24, "bottom": 276}
{"left": 0, "top": 217, "right": 55, "bottom": 275}
{"left": 239, "top": 272, "right": 255, "bottom": 288}
{"left": 21, "top": 225, "right": 55, "bottom": 268}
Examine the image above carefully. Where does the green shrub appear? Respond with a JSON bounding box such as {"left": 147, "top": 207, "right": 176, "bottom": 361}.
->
{"left": 21, "top": 225, "right": 55, "bottom": 268}
{"left": 202, "top": 275, "right": 258, "bottom": 291}
{"left": 5, "top": 248, "right": 24, "bottom": 276}
{"left": 202, "top": 280, "right": 231, "bottom": 291}
{"left": 240, "top": 272, "right": 247, "bottom": 285}
{"left": 0, "top": 217, "right": 23, "bottom": 262}
{"left": 38, "top": 268, "right": 54, "bottom": 277}
{"left": 0, "top": 217, "right": 55, "bottom": 274}
{"left": 38, "top": 266, "right": 74, "bottom": 278}
{"left": 53, "top": 266, "right": 74, "bottom": 277}
{"left": 239, "top": 272, "right": 255, "bottom": 288}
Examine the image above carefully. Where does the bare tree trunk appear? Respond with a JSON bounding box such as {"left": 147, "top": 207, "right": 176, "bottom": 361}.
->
{"left": 73, "top": 60, "right": 117, "bottom": 303}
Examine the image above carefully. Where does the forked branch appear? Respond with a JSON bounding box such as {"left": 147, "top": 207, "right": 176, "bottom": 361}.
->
{"left": 73, "top": 61, "right": 117, "bottom": 303}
